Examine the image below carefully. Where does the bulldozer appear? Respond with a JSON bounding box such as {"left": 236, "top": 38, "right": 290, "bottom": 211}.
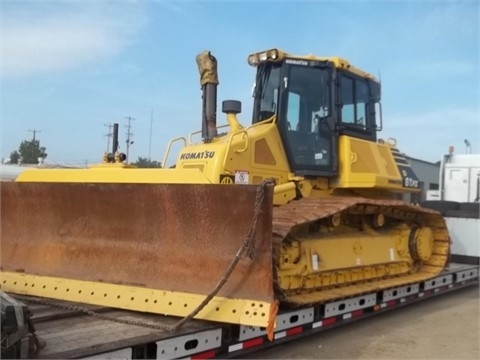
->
{"left": 1, "top": 49, "right": 449, "bottom": 331}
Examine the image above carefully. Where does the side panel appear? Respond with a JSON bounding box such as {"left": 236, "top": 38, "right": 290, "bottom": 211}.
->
{"left": 336, "top": 136, "right": 420, "bottom": 192}
{"left": 444, "top": 165, "right": 480, "bottom": 202}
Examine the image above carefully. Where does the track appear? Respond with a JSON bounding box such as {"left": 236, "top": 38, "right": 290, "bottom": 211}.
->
{"left": 271, "top": 196, "right": 450, "bottom": 305}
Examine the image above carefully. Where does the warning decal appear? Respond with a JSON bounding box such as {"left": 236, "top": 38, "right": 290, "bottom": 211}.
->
{"left": 234, "top": 170, "right": 249, "bottom": 184}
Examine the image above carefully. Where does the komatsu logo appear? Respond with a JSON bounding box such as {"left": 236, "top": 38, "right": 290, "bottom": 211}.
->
{"left": 285, "top": 59, "right": 308, "bottom": 66}
{"left": 180, "top": 151, "right": 215, "bottom": 160}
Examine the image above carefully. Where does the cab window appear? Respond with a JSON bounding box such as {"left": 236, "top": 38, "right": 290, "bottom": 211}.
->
{"left": 339, "top": 73, "right": 376, "bottom": 141}
{"left": 341, "top": 76, "right": 355, "bottom": 124}
{"left": 286, "top": 92, "right": 300, "bottom": 131}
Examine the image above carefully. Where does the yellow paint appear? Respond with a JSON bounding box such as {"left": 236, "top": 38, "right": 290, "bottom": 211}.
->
{"left": 0, "top": 272, "right": 272, "bottom": 328}
{"left": 336, "top": 136, "right": 415, "bottom": 191}
{"left": 16, "top": 168, "right": 212, "bottom": 184}
{"left": 277, "top": 224, "right": 414, "bottom": 292}
{"left": 273, "top": 182, "right": 297, "bottom": 205}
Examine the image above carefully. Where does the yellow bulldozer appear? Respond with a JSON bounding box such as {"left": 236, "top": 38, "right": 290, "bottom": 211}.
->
{"left": 1, "top": 49, "right": 449, "bottom": 332}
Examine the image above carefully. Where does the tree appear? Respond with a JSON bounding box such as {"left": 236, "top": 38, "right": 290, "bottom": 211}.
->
{"left": 17, "top": 139, "right": 48, "bottom": 164}
{"left": 9, "top": 150, "right": 20, "bottom": 164}
{"left": 133, "top": 157, "right": 161, "bottom": 168}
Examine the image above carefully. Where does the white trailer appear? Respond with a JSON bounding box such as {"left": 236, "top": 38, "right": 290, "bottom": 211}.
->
{"left": 427, "top": 149, "right": 480, "bottom": 202}
{"left": 424, "top": 147, "right": 479, "bottom": 263}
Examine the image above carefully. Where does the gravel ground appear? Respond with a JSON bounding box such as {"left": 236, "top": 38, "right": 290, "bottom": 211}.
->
{"left": 240, "top": 284, "right": 479, "bottom": 359}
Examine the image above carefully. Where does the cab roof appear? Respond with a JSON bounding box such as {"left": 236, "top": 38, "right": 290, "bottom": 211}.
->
{"left": 248, "top": 48, "right": 378, "bottom": 82}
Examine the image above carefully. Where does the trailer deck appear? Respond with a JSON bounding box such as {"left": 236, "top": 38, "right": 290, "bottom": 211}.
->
{"left": 3, "top": 262, "right": 478, "bottom": 359}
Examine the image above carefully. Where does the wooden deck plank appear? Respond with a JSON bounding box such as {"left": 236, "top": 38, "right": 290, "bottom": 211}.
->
{"left": 30, "top": 306, "right": 218, "bottom": 358}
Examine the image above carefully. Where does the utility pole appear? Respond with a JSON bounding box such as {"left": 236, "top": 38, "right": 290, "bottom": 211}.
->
{"left": 28, "top": 129, "right": 41, "bottom": 141}
{"left": 125, "top": 116, "right": 135, "bottom": 163}
{"left": 104, "top": 123, "right": 113, "bottom": 152}
{"left": 148, "top": 109, "right": 153, "bottom": 161}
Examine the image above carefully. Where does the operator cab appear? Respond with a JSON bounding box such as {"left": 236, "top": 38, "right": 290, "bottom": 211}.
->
{"left": 250, "top": 49, "right": 381, "bottom": 177}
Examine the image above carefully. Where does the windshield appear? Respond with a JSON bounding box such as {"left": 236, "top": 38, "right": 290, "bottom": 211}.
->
{"left": 252, "top": 63, "right": 281, "bottom": 123}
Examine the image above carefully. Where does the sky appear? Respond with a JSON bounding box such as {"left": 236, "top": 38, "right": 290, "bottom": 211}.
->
{"left": 1, "top": 0, "right": 479, "bottom": 166}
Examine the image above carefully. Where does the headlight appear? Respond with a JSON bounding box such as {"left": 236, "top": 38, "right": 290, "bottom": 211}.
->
{"left": 247, "top": 49, "right": 283, "bottom": 66}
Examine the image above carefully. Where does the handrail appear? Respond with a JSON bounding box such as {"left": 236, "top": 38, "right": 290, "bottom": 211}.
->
{"left": 162, "top": 137, "right": 187, "bottom": 168}
{"left": 188, "top": 130, "right": 202, "bottom": 145}
{"left": 188, "top": 124, "right": 230, "bottom": 144}
{"left": 222, "top": 129, "right": 250, "bottom": 171}
{"left": 233, "top": 130, "right": 249, "bottom": 153}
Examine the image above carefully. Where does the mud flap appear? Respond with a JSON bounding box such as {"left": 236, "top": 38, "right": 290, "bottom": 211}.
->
{"left": 1, "top": 182, "right": 275, "bottom": 327}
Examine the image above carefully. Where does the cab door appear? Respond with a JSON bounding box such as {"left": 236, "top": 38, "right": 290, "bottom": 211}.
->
{"left": 280, "top": 62, "right": 338, "bottom": 177}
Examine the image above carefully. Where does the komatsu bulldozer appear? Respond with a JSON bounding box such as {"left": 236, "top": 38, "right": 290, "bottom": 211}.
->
{"left": 1, "top": 49, "right": 450, "bottom": 331}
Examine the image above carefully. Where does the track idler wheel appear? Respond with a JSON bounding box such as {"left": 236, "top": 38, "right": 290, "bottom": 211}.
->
{"left": 408, "top": 227, "right": 434, "bottom": 261}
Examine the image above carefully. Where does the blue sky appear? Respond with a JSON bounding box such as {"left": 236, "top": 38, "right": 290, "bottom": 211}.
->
{"left": 1, "top": 0, "right": 478, "bottom": 165}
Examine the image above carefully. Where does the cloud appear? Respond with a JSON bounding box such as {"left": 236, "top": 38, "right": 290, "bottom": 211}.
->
{"left": 1, "top": 2, "right": 146, "bottom": 77}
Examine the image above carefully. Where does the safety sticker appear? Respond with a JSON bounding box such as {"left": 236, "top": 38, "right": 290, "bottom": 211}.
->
{"left": 235, "top": 170, "right": 249, "bottom": 184}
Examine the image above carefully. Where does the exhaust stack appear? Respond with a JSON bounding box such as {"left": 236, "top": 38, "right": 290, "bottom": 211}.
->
{"left": 112, "top": 123, "right": 119, "bottom": 154}
{"left": 196, "top": 51, "right": 218, "bottom": 142}
{"left": 105, "top": 123, "right": 126, "bottom": 163}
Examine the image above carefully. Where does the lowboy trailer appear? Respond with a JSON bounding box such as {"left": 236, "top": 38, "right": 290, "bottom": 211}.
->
{"left": 2, "top": 260, "right": 478, "bottom": 359}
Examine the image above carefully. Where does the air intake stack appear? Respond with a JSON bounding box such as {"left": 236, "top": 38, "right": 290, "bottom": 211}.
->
{"left": 196, "top": 51, "right": 218, "bottom": 142}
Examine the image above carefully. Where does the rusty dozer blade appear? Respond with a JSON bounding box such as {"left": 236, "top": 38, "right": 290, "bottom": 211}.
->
{"left": 0, "top": 182, "right": 275, "bottom": 327}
